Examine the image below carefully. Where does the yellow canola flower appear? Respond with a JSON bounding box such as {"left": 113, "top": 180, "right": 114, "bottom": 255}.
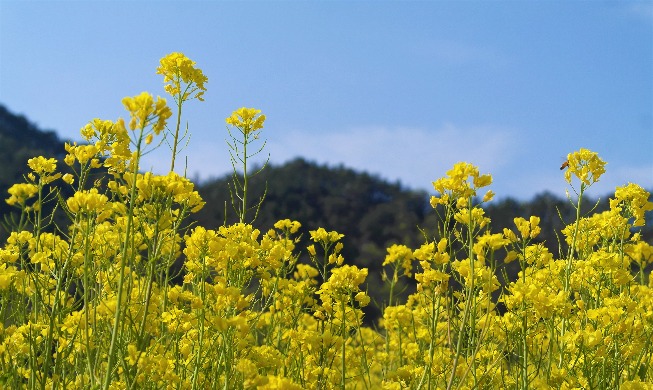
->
{"left": 431, "top": 162, "right": 492, "bottom": 204}
{"left": 309, "top": 227, "right": 344, "bottom": 244}
{"left": 64, "top": 142, "right": 100, "bottom": 166}
{"left": 27, "top": 156, "right": 61, "bottom": 184}
{"left": 610, "top": 183, "right": 653, "bottom": 227}
{"left": 414, "top": 267, "right": 449, "bottom": 289}
{"left": 66, "top": 188, "right": 109, "bottom": 215}
{"left": 473, "top": 232, "right": 510, "bottom": 261}
{"left": 626, "top": 241, "right": 653, "bottom": 267}
{"left": 482, "top": 189, "right": 495, "bottom": 202}
{"left": 27, "top": 156, "right": 57, "bottom": 175}
{"left": 226, "top": 107, "right": 266, "bottom": 135}
{"left": 383, "top": 244, "right": 414, "bottom": 277}
{"left": 122, "top": 91, "right": 172, "bottom": 134}
{"left": 454, "top": 206, "right": 489, "bottom": 228}
{"left": 61, "top": 173, "right": 74, "bottom": 184}
{"left": 355, "top": 291, "right": 370, "bottom": 307}
{"left": 5, "top": 183, "right": 38, "bottom": 206}
{"left": 513, "top": 216, "right": 541, "bottom": 240}
{"left": 68, "top": 119, "right": 133, "bottom": 174}
{"left": 293, "top": 264, "right": 319, "bottom": 284}
{"left": 564, "top": 148, "right": 607, "bottom": 186}
{"left": 257, "top": 375, "right": 303, "bottom": 390}
{"left": 452, "top": 258, "right": 500, "bottom": 293}
{"left": 128, "top": 171, "right": 205, "bottom": 212}
{"left": 273, "top": 219, "right": 302, "bottom": 234}
{"left": 318, "top": 264, "right": 368, "bottom": 296}
{"left": 157, "top": 52, "right": 208, "bottom": 102}
{"left": 622, "top": 381, "right": 653, "bottom": 390}
{"left": 81, "top": 118, "right": 118, "bottom": 143}
{"left": 0, "top": 263, "right": 17, "bottom": 290}
{"left": 413, "top": 240, "right": 450, "bottom": 265}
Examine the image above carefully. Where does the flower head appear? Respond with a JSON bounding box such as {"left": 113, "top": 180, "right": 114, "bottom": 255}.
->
{"left": 513, "top": 216, "right": 542, "bottom": 240}
{"left": 27, "top": 156, "right": 61, "bottom": 184}
{"left": 226, "top": 107, "right": 266, "bottom": 135}
{"left": 122, "top": 91, "right": 172, "bottom": 134}
{"left": 309, "top": 227, "right": 344, "bottom": 245}
{"left": 610, "top": 183, "right": 653, "bottom": 227}
{"left": 431, "top": 162, "right": 492, "bottom": 205}
{"left": 157, "top": 52, "right": 208, "bottom": 102}
{"left": 564, "top": 148, "right": 607, "bottom": 186}
{"left": 27, "top": 156, "right": 57, "bottom": 175}
{"left": 6, "top": 183, "right": 38, "bottom": 206}
{"left": 383, "top": 244, "right": 414, "bottom": 277}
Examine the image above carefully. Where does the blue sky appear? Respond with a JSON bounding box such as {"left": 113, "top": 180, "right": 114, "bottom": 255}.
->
{"left": 1, "top": 1, "right": 651, "bottom": 200}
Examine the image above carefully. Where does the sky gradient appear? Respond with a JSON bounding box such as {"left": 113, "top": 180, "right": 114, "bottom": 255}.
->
{"left": 1, "top": 1, "right": 651, "bottom": 200}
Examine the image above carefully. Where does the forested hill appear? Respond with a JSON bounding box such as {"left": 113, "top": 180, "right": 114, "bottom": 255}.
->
{"left": 2, "top": 103, "right": 652, "bottom": 320}
{"left": 197, "top": 158, "right": 433, "bottom": 262}
{"left": 1, "top": 103, "right": 651, "bottom": 281}
{"left": 0, "top": 105, "right": 69, "bottom": 221}
{"left": 2, "top": 102, "right": 651, "bottom": 254}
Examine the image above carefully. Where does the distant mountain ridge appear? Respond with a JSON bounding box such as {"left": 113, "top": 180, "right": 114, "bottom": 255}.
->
{"left": 1, "top": 103, "right": 651, "bottom": 322}
{"left": 0, "top": 104, "right": 66, "bottom": 156}
{"left": 0, "top": 105, "right": 69, "bottom": 219}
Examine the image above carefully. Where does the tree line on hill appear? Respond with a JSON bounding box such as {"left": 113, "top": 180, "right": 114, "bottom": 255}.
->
{"left": 1, "top": 104, "right": 651, "bottom": 321}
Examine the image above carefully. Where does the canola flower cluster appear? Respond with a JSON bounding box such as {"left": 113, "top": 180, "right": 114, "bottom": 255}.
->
{"left": 1, "top": 53, "right": 652, "bottom": 390}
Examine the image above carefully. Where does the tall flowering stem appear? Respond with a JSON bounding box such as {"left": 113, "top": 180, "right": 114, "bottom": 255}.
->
{"left": 225, "top": 107, "right": 268, "bottom": 224}
{"left": 102, "top": 92, "right": 171, "bottom": 390}
{"left": 156, "top": 52, "right": 207, "bottom": 172}
{"left": 559, "top": 148, "right": 606, "bottom": 344}
{"left": 428, "top": 162, "right": 495, "bottom": 389}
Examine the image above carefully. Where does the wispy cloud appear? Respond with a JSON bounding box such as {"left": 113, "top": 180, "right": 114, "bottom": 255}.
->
{"left": 503, "top": 162, "right": 653, "bottom": 201}
{"left": 625, "top": 2, "right": 653, "bottom": 23}
{"left": 412, "top": 39, "right": 509, "bottom": 68}
{"left": 137, "top": 124, "right": 651, "bottom": 201}
{"left": 264, "top": 123, "right": 517, "bottom": 190}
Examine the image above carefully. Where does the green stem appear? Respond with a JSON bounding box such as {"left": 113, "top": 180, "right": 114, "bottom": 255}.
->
{"left": 191, "top": 255, "right": 207, "bottom": 389}
{"left": 170, "top": 97, "right": 183, "bottom": 172}
{"left": 340, "top": 298, "right": 346, "bottom": 390}
{"left": 82, "top": 217, "right": 96, "bottom": 386}
{"left": 240, "top": 132, "right": 249, "bottom": 223}
{"left": 102, "top": 126, "right": 144, "bottom": 390}
{"left": 447, "top": 197, "right": 476, "bottom": 390}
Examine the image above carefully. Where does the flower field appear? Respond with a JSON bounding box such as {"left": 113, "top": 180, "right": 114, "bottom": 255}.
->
{"left": 1, "top": 53, "right": 652, "bottom": 389}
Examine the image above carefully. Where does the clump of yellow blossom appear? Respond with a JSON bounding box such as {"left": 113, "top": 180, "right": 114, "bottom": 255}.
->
{"left": 610, "top": 183, "right": 653, "bottom": 227}
{"left": 309, "top": 227, "right": 344, "bottom": 245}
{"left": 512, "top": 216, "right": 541, "bottom": 240}
{"left": 27, "top": 156, "right": 61, "bottom": 184}
{"left": 383, "top": 244, "right": 414, "bottom": 277}
{"left": 156, "top": 52, "right": 208, "bottom": 102}
{"left": 121, "top": 91, "right": 172, "bottom": 134}
{"left": 430, "top": 162, "right": 492, "bottom": 206}
{"left": 226, "top": 107, "right": 266, "bottom": 135}
{"left": 5, "top": 183, "right": 38, "bottom": 207}
{"left": 273, "top": 219, "right": 302, "bottom": 234}
{"left": 563, "top": 148, "right": 607, "bottom": 186}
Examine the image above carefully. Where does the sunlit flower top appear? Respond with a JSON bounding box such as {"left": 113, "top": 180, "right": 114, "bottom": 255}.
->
{"left": 564, "top": 148, "right": 606, "bottom": 186}
{"left": 226, "top": 107, "right": 266, "bottom": 135}
{"left": 121, "top": 92, "right": 172, "bottom": 134}
{"left": 156, "top": 52, "right": 208, "bottom": 102}
{"left": 27, "top": 156, "right": 61, "bottom": 185}
{"left": 430, "top": 162, "right": 492, "bottom": 206}
{"left": 610, "top": 183, "right": 653, "bottom": 226}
